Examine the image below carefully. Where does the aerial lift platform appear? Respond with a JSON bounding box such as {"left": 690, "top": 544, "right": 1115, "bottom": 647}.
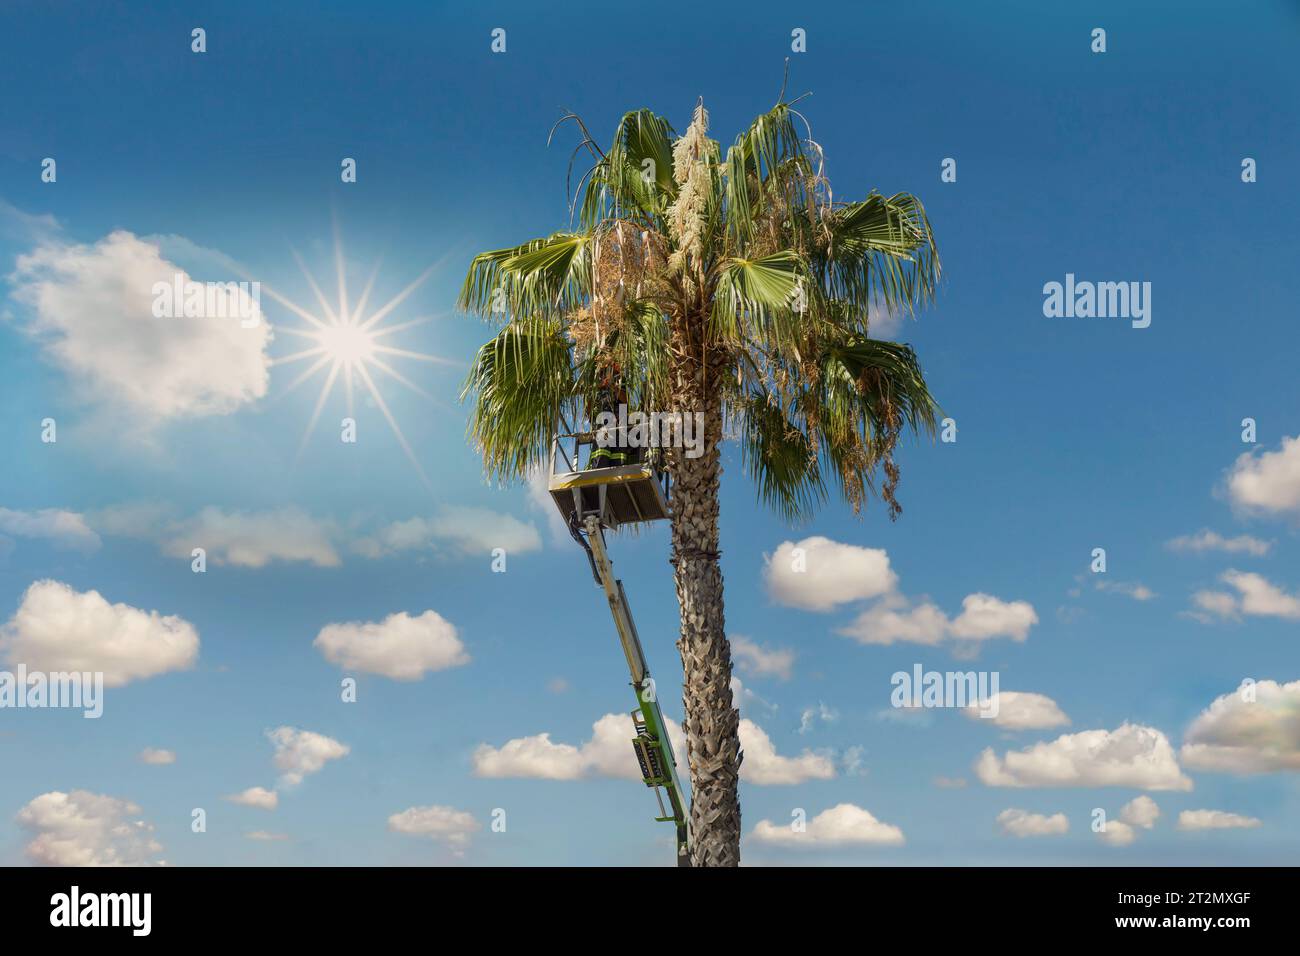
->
{"left": 547, "top": 423, "right": 691, "bottom": 866}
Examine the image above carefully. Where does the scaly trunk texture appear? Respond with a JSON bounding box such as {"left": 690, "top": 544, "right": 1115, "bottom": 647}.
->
{"left": 668, "top": 336, "right": 741, "bottom": 866}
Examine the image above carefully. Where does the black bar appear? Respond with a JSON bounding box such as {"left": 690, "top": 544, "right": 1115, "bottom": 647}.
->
{"left": 0, "top": 866, "right": 1285, "bottom": 941}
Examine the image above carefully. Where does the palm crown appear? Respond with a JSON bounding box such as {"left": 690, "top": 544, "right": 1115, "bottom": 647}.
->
{"left": 459, "top": 96, "right": 941, "bottom": 521}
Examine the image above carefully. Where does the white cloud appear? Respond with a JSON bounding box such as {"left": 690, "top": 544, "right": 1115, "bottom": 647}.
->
{"left": 1189, "top": 589, "right": 1238, "bottom": 620}
{"left": 1167, "top": 530, "right": 1272, "bottom": 557}
{"left": 526, "top": 469, "right": 571, "bottom": 547}
{"left": 137, "top": 748, "right": 176, "bottom": 766}
{"left": 996, "top": 808, "right": 1069, "bottom": 837}
{"left": 975, "top": 723, "right": 1192, "bottom": 791}
{"left": 764, "top": 537, "right": 896, "bottom": 611}
{"left": 0, "top": 198, "right": 60, "bottom": 243}
{"left": 1220, "top": 571, "right": 1300, "bottom": 619}
{"left": 1098, "top": 819, "right": 1136, "bottom": 847}
{"left": 226, "top": 787, "right": 278, "bottom": 810}
{"left": 1094, "top": 580, "right": 1156, "bottom": 601}
{"left": 866, "top": 298, "right": 905, "bottom": 339}
{"left": 1176, "top": 809, "right": 1262, "bottom": 831}
{"left": 473, "top": 713, "right": 830, "bottom": 785}
{"left": 730, "top": 676, "right": 776, "bottom": 715}
{"left": 313, "top": 609, "right": 469, "bottom": 680}
{"left": 1226, "top": 435, "right": 1300, "bottom": 518}
{"left": 741, "top": 719, "right": 836, "bottom": 784}
{"left": 949, "top": 594, "right": 1039, "bottom": 642}
{"left": 93, "top": 502, "right": 536, "bottom": 568}
{"left": 473, "top": 713, "right": 687, "bottom": 782}
{"left": 387, "top": 804, "right": 481, "bottom": 847}
{"left": 88, "top": 501, "right": 176, "bottom": 538}
{"left": 473, "top": 730, "right": 586, "bottom": 780}
{"left": 353, "top": 507, "right": 541, "bottom": 558}
{"left": 1190, "top": 571, "right": 1300, "bottom": 622}
{"left": 0, "top": 579, "right": 199, "bottom": 687}
{"left": 267, "top": 727, "right": 349, "bottom": 787}
{"left": 1180, "top": 679, "right": 1300, "bottom": 773}
{"left": 963, "top": 691, "right": 1070, "bottom": 730}
{"left": 730, "top": 635, "right": 794, "bottom": 681}
{"left": 245, "top": 830, "right": 289, "bottom": 841}
{"left": 8, "top": 230, "right": 269, "bottom": 425}
{"left": 841, "top": 745, "right": 868, "bottom": 777}
{"left": 351, "top": 520, "right": 428, "bottom": 557}
{"left": 0, "top": 507, "right": 100, "bottom": 552}
{"left": 797, "top": 702, "right": 838, "bottom": 735}
{"left": 164, "top": 506, "right": 340, "bottom": 568}
{"left": 1120, "top": 795, "right": 1160, "bottom": 829}
{"left": 751, "top": 803, "right": 904, "bottom": 848}
{"left": 429, "top": 506, "right": 541, "bottom": 556}
{"left": 840, "top": 595, "right": 948, "bottom": 646}
{"left": 16, "top": 790, "right": 165, "bottom": 865}
{"left": 840, "top": 592, "right": 1037, "bottom": 649}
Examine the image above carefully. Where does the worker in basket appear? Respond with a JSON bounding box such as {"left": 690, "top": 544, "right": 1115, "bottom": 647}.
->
{"left": 588, "top": 360, "right": 645, "bottom": 469}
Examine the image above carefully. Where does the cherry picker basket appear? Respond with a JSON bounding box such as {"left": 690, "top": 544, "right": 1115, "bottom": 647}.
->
{"left": 547, "top": 423, "right": 671, "bottom": 530}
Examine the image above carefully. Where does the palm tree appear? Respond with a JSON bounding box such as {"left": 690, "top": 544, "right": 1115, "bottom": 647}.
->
{"left": 458, "top": 92, "right": 941, "bottom": 866}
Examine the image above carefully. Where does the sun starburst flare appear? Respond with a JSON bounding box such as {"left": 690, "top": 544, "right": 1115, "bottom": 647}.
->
{"left": 261, "top": 222, "right": 458, "bottom": 490}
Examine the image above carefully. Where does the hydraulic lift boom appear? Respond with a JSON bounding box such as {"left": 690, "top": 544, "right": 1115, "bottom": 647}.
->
{"left": 547, "top": 426, "right": 691, "bottom": 865}
{"left": 582, "top": 514, "right": 691, "bottom": 866}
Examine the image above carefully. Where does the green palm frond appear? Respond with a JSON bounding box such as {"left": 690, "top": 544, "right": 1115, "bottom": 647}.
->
{"left": 820, "top": 336, "right": 941, "bottom": 438}
{"left": 617, "top": 110, "right": 677, "bottom": 194}
{"left": 820, "top": 191, "right": 939, "bottom": 323}
{"left": 722, "top": 102, "right": 811, "bottom": 250}
{"left": 737, "top": 391, "right": 827, "bottom": 522}
{"left": 620, "top": 299, "right": 671, "bottom": 406}
{"left": 711, "top": 250, "right": 807, "bottom": 346}
{"left": 732, "top": 334, "right": 939, "bottom": 519}
{"left": 579, "top": 110, "right": 678, "bottom": 230}
{"left": 461, "top": 319, "right": 576, "bottom": 480}
{"left": 459, "top": 232, "right": 592, "bottom": 321}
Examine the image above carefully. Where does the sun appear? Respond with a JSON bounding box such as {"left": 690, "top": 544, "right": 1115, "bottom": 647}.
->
{"left": 258, "top": 221, "right": 456, "bottom": 489}
{"left": 317, "top": 322, "right": 377, "bottom": 364}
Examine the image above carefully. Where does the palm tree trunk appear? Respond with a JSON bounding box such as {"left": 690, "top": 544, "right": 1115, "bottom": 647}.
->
{"left": 669, "top": 393, "right": 742, "bottom": 866}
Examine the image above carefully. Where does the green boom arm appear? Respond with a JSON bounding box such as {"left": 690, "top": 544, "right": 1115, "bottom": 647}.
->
{"left": 582, "top": 515, "right": 691, "bottom": 866}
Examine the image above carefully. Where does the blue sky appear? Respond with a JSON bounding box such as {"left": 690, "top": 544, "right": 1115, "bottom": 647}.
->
{"left": 1, "top": 0, "right": 1298, "bottom": 865}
